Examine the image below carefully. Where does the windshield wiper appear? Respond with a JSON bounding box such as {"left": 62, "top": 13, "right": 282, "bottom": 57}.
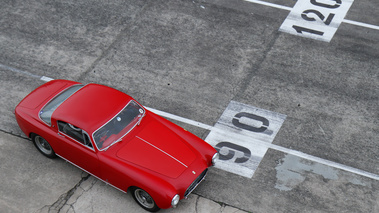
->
{"left": 103, "top": 138, "right": 123, "bottom": 151}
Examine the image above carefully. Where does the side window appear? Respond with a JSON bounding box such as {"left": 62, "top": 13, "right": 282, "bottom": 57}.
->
{"left": 58, "top": 121, "right": 93, "bottom": 148}
{"left": 83, "top": 133, "right": 93, "bottom": 148}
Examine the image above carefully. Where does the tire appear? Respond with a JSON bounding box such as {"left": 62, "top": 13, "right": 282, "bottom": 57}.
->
{"left": 32, "top": 134, "right": 56, "bottom": 158}
{"left": 130, "top": 187, "right": 160, "bottom": 212}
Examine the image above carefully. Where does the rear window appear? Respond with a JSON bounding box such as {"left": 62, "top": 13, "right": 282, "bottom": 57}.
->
{"left": 39, "top": 84, "right": 84, "bottom": 125}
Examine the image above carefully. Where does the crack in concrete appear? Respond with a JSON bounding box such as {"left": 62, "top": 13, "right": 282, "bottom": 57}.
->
{"left": 34, "top": 173, "right": 90, "bottom": 213}
{"left": 61, "top": 175, "right": 98, "bottom": 213}
{"left": 194, "top": 193, "right": 249, "bottom": 213}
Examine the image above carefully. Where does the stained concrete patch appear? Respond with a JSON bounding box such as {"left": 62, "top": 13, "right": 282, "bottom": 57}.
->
{"left": 275, "top": 154, "right": 368, "bottom": 191}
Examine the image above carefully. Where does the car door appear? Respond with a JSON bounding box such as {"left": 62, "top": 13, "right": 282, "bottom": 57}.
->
{"left": 55, "top": 121, "right": 101, "bottom": 177}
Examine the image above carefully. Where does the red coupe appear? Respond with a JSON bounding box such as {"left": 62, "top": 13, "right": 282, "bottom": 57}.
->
{"left": 15, "top": 79, "right": 218, "bottom": 212}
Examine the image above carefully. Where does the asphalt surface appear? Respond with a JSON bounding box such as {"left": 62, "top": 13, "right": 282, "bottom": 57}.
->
{"left": 1, "top": 0, "right": 378, "bottom": 212}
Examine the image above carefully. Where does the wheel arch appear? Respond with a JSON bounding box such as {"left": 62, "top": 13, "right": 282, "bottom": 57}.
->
{"left": 125, "top": 176, "right": 178, "bottom": 209}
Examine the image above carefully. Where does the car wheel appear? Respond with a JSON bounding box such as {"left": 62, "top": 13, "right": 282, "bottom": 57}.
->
{"left": 32, "top": 134, "right": 56, "bottom": 158}
{"left": 131, "top": 187, "right": 160, "bottom": 212}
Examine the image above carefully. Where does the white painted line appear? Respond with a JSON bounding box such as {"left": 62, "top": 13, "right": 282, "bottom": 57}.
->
{"left": 1, "top": 63, "right": 54, "bottom": 82}
{"left": 145, "top": 106, "right": 213, "bottom": 130}
{"left": 342, "top": 19, "right": 379, "bottom": 30}
{"left": 40, "top": 76, "right": 54, "bottom": 82}
{"left": 0, "top": 63, "right": 40, "bottom": 79}
{"left": 244, "top": 0, "right": 291, "bottom": 11}
{"left": 244, "top": 0, "right": 379, "bottom": 31}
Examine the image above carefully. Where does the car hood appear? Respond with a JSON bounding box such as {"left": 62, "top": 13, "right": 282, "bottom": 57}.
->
{"left": 116, "top": 117, "right": 197, "bottom": 178}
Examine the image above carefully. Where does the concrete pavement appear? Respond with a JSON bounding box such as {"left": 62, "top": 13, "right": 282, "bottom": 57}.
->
{"left": 1, "top": 0, "right": 378, "bottom": 212}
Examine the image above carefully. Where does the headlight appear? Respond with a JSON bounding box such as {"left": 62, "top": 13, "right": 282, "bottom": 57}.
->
{"left": 171, "top": 194, "right": 180, "bottom": 207}
{"left": 212, "top": 152, "right": 219, "bottom": 165}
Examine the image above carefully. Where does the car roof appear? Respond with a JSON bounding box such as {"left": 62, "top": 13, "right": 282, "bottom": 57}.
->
{"left": 53, "top": 83, "right": 132, "bottom": 134}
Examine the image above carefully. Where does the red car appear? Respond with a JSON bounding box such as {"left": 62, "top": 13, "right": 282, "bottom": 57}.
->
{"left": 15, "top": 79, "right": 218, "bottom": 212}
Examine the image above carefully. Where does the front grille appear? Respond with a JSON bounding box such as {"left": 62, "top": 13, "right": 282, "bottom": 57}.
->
{"left": 184, "top": 168, "right": 208, "bottom": 198}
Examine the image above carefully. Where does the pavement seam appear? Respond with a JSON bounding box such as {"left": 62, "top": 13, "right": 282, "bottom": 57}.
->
{"left": 233, "top": 31, "right": 280, "bottom": 100}
{"left": 0, "top": 128, "right": 29, "bottom": 140}
{"left": 77, "top": 2, "right": 153, "bottom": 82}
{"left": 195, "top": 195, "right": 200, "bottom": 213}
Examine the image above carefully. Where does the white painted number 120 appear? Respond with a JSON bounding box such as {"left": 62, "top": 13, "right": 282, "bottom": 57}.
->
{"left": 292, "top": 0, "right": 341, "bottom": 36}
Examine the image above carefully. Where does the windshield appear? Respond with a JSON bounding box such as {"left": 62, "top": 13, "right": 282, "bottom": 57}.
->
{"left": 93, "top": 100, "right": 145, "bottom": 151}
{"left": 39, "top": 84, "right": 84, "bottom": 125}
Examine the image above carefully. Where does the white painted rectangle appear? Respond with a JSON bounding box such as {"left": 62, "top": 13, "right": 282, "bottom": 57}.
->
{"left": 279, "top": 0, "right": 354, "bottom": 42}
{"left": 205, "top": 101, "right": 286, "bottom": 178}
